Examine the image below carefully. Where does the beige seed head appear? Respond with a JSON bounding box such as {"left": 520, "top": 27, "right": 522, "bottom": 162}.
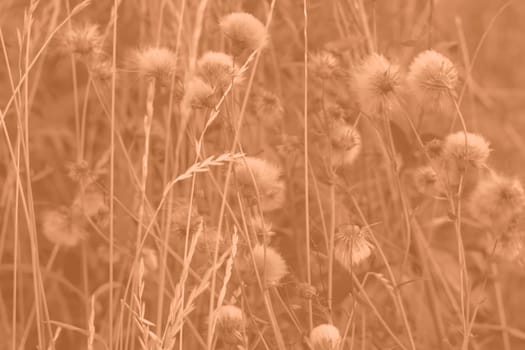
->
{"left": 334, "top": 224, "right": 373, "bottom": 271}
{"left": 219, "top": 12, "right": 268, "bottom": 53}
{"left": 352, "top": 53, "right": 402, "bottom": 116}
{"left": 310, "top": 324, "right": 341, "bottom": 350}
{"left": 252, "top": 244, "right": 288, "bottom": 285}
{"left": 41, "top": 207, "right": 85, "bottom": 247}
{"left": 407, "top": 50, "right": 458, "bottom": 108}
{"left": 233, "top": 157, "right": 286, "bottom": 212}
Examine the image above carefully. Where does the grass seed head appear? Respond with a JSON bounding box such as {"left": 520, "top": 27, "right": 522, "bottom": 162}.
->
{"left": 129, "top": 47, "right": 178, "bottom": 85}
{"left": 408, "top": 49, "right": 458, "bottom": 107}
{"left": 233, "top": 157, "right": 286, "bottom": 212}
{"left": 41, "top": 207, "right": 85, "bottom": 247}
{"left": 219, "top": 12, "right": 268, "bottom": 53}
{"left": 352, "top": 53, "right": 402, "bottom": 116}
{"left": 196, "top": 51, "right": 242, "bottom": 89}
{"left": 309, "top": 324, "right": 341, "bottom": 350}
{"left": 215, "top": 305, "right": 245, "bottom": 345}
{"left": 252, "top": 244, "right": 288, "bottom": 285}
{"left": 60, "top": 23, "right": 104, "bottom": 62}
{"left": 468, "top": 173, "right": 525, "bottom": 228}
{"left": 334, "top": 224, "right": 373, "bottom": 271}
{"left": 309, "top": 51, "right": 340, "bottom": 80}
{"left": 181, "top": 77, "right": 216, "bottom": 111}
{"left": 442, "top": 131, "right": 490, "bottom": 169}
{"left": 330, "top": 119, "right": 362, "bottom": 168}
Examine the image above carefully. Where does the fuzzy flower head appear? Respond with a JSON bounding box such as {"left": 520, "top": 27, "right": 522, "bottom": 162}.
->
{"left": 334, "top": 224, "right": 373, "bottom": 271}
{"left": 181, "top": 77, "right": 216, "bottom": 112}
{"left": 442, "top": 132, "right": 490, "bottom": 169}
{"left": 353, "top": 53, "right": 402, "bottom": 116}
{"left": 309, "top": 324, "right": 341, "bottom": 350}
{"left": 41, "top": 207, "right": 86, "bottom": 247}
{"left": 251, "top": 244, "right": 288, "bottom": 285}
{"left": 88, "top": 59, "right": 114, "bottom": 87}
{"left": 129, "top": 47, "right": 179, "bottom": 85}
{"left": 309, "top": 51, "right": 340, "bottom": 80}
{"left": 215, "top": 305, "right": 245, "bottom": 345}
{"left": 407, "top": 50, "right": 458, "bottom": 107}
{"left": 60, "top": 23, "right": 104, "bottom": 62}
{"left": 196, "top": 51, "right": 243, "bottom": 89}
{"left": 468, "top": 174, "right": 525, "bottom": 228}
{"left": 413, "top": 165, "right": 441, "bottom": 196}
{"left": 219, "top": 12, "right": 268, "bottom": 53}
{"left": 330, "top": 119, "right": 362, "bottom": 168}
{"left": 233, "top": 157, "right": 285, "bottom": 212}
{"left": 493, "top": 232, "right": 525, "bottom": 264}
{"left": 252, "top": 89, "right": 284, "bottom": 128}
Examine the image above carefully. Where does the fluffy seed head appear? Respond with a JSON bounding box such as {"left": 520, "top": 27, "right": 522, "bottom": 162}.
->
{"left": 215, "top": 305, "right": 245, "bottom": 345}
{"left": 468, "top": 173, "right": 525, "bottom": 228}
{"left": 442, "top": 132, "right": 490, "bottom": 169}
{"left": 129, "top": 47, "right": 178, "bottom": 84}
{"left": 252, "top": 244, "right": 288, "bottom": 285}
{"left": 297, "top": 282, "right": 318, "bottom": 299}
{"left": 353, "top": 53, "right": 402, "bottom": 116}
{"left": 88, "top": 59, "right": 114, "bottom": 86}
{"left": 41, "top": 207, "right": 85, "bottom": 247}
{"left": 72, "top": 187, "right": 108, "bottom": 221}
{"left": 309, "top": 51, "right": 340, "bottom": 79}
{"left": 494, "top": 233, "right": 525, "bottom": 264}
{"left": 60, "top": 23, "right": 103, "bottom": 61}
{"left": 334, "top": 224, "right": 373, "bottom": 271}
{"left": 219, "top": 12, "right": 268, "bottom": 53}
{"left": 408, "top": 50, "right": 458, "bottom": 106}
{"left": 310, "top": 324, "right": 341, "bottom": 350}
{"left": 196, "top": 51, "right": 242, "bottom": 89}
{"left": 330, "top": 119, "right": 362, "bottom": 168}
{"left": 252, "top": 89, "right": 284, "bottom": 127}
{"left": 233, "top": 157, "right": 285, "bottom": 212}
{"left": 181, "top": 77, "right": 216, "bottom": 112}
{"left": 414, "top": 166, "right": 441, "bottom": 196}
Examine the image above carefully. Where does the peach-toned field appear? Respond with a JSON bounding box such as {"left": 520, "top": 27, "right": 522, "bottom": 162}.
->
{"left": 1, "top": 1, "right": 524, "bottom": 349}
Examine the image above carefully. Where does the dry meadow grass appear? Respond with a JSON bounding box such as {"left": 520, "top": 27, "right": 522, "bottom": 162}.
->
{"left": 1, "top": 0, "right": 525, "bottom": 349}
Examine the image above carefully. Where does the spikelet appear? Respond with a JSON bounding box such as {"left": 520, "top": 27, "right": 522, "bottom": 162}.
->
{"left": 128, "top": 47, "right": 179, "bottom": 86}
{"left": 309, "top": 51, "right": 340, "bottom": 80}
{"left": 60, "top": 23, "right": 104, "bottom": 62}
{"left": 468, "top": 173, "right": 525, "bottom": 228}
{"left": 309, "top": 324, "right": 341, "bottom": 350}
{"left": 252, "top": 244, "right": 288, "bottom": 285}
{"left": 215, "top": 304, "right": 245, "bottom": 345}
{"left": 442, "top": 132, "right": 490, "bottom": 169}
{"left": 219, "top": 12, "right": 268, "bottom": 53}
{"left": 196, "top": 51, "right": 242, "bottom": 89}
{"left": 330, "top": 118, "right": 362, "bottom": 168}
{"left": 233, "top": 157, "right": 286, "bottom": 212}
{"left": 407, "top": 50, "right": 458, "bottom": 108}
{"left": 334, "top": 224, "right": 373, "bottom": 271}
{"left": 41, "top": 207, "right": 85, "bottom": 247}
{"left": 141, "top": 247, "right": 159, "bottom": 274}
{"left": 352, "top": 53, "right": 401, "bottom": 116}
